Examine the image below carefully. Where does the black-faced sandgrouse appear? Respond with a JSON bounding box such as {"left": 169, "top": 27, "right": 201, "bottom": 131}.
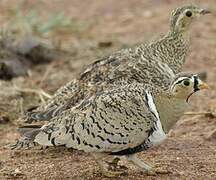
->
{"left": 14, "top": 73, "right": 209, "bottom": 177}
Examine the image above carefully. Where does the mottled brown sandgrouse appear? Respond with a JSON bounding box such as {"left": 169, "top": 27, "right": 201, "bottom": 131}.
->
{"left": 24, "top": 5, "right": 210, "bottom": 123}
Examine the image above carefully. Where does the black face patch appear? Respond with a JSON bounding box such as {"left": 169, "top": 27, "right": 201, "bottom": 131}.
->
{"left": 193, "top": 76, "right": 199, "bottom": 92}
{"left": 186, "top": 75, "right": 199, "bottom": 103}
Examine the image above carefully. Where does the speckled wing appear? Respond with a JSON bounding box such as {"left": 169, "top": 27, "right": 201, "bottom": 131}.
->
{"left": 24, "top": 49, "right": 174, "bottom": 123}
{"left": 34, "top": 84, "right": 158, "bottom": 153}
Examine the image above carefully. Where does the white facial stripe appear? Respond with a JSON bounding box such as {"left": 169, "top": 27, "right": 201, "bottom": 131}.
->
{"left": 171, "top": 76, "right": 190, "bottom": 90}
{"left": 192, "top": 74, "right": 199, "bottom": 82}
{"left": 192, "top": 76, "right": 195, "bottom": 83}
{"left": 174, "top": 76, "right": 190, "bottom": 83}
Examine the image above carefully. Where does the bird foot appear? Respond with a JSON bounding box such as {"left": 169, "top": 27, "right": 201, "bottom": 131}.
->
{"left": 106, "top": 157, "right": 128, "bottom": 171}
{"left": 92, "top": 153, "right": 127, "bottom": 177}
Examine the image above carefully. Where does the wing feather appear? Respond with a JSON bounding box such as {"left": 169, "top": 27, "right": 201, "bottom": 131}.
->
{"left": 34, "top": 84, "right": 158, "bottom": 153}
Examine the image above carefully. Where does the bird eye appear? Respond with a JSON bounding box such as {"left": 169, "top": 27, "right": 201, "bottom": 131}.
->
{"left": 183, "top": 80, "right": 190, "bottom": 86}
{"left": 186, "top": 11, "right": 192, "bottom": 17}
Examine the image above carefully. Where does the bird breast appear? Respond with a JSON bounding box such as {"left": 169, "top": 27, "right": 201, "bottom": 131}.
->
{"left": 155, "top": 96, "right": 188, "bottom": 133}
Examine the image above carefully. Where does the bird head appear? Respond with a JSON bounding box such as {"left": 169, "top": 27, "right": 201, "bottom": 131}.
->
{"left": 170, "top": 5, "right": 210, "bottom": 35}
{"left": 170, "top": 73, "right": 209, "bottom": 102}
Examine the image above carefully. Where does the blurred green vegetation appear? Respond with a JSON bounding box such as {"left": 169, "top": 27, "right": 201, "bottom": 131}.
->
{"left": 3, "top": 5, "right": 89, "bottom": 38}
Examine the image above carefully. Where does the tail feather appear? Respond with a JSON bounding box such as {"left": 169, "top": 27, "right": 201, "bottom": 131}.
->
{"left": 19, "top": 126, "right": 42, "bottom": 140}
{"left": 18, "top": 125, "right": 42, "bottom": 135}
{"left": 24, "top": 108, "right": 56, "bottom": 123}
{"left": 19, "top": 125, "right": 53, "bottom": 146}
{"left": 10, "top": 125, "right": 42, "bottom": 150}
{"left": 24, "top": 105, "right": 66, "bottom": 123}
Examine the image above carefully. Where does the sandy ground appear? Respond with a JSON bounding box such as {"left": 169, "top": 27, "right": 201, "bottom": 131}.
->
{"left": 0, "top": 0, "right": 216, "bottom": 179}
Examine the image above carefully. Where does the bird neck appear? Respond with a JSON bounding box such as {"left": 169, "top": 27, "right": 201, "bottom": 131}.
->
{"left": 157, "top": 30, "right": 190, "bottom": 74}
{"left": 167, "top": 28, "right": 191, "bottom": 41}
{"left": 153, "top": 91, "right": 187, "bottom": 133}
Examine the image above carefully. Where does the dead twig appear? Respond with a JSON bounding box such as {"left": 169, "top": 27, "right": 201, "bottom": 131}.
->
{"left": 14, "top": 85, "right": 52, "bottom": 105}
{"left": 39, "top": 63, "right": 54, "bottom": 87}
{"left": 184, "top": 111, "right": 211, "bottom": 115}
{"left": 184, "top": 111, "right": 216, "bottom": 118}
{"left": 18, "top": 98, "right": 24, "bottom": 115}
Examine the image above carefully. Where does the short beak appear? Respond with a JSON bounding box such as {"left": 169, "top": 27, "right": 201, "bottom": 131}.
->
{"left": 198, "top": 82, "right": 210, "bottom": 90}
{"left": 200, "top": 9, "right": 211, "bottom": 15}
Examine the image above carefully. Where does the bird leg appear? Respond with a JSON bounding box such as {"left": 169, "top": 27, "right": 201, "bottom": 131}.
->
{"left": 106, "top": 157, "right": 128, "bottom": 171}
{"left": 91, "top": 153, "right": 126, "bottom": 177}
{"left": 126, "top": 154, "right": 170, "bottom": 175}
{"left": 126, "top": 154, "right": 156, "bottom": 175}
